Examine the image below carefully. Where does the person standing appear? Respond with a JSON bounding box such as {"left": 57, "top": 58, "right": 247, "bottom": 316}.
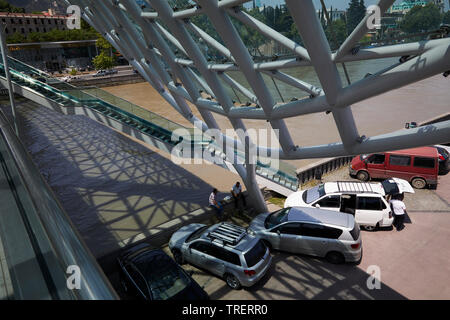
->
{"left": 231, "top": 181, "right": 246, "bottom": 209}
{"left": 209, "top": 188, "right": 224, "bottom": 218}
{"left": 389, "top": 193, "right": 407, "bottom": 231}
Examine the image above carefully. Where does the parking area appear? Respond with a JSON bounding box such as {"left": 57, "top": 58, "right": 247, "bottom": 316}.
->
{"left": 109, "top": 167, "right": 450, "bottom": 300}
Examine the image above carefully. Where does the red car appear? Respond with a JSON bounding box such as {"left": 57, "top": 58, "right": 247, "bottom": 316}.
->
{"left": 349, "top": 147, "right": 439, "bottom": 189}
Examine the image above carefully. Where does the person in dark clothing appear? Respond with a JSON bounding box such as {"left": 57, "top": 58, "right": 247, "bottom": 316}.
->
{"left": 389, "top": 193, "right": 407, "bottom": 231}
{"left": 231, "top": 182, "right": 246, "bottom": 209}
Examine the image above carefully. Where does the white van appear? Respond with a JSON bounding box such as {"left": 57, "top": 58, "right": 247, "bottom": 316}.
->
{"left": 284, "top": 179, "right": 414, "bottom": 231}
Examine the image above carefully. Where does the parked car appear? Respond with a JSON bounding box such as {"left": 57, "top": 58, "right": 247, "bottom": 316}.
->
{"left": 117, "top": 243, "right": 209, "bottom": 300}
{"left": 105, "top": 68, "right": 118, "bottom": 75}
{"left": 248, "top": 207, "right": 362, "bottom": 264}
{"left": 93, "top": 70, "right": 106, "bottom": 77}
{"left": 169, "top": 222, "right": 272, "bottom": 290}
{"left": 349, "top": 147, "right": 439, "bottom": 189}
{"left": 433, "top": 145, "right": 449, "bottom": 175}
{"left": 284, "top": 179, "right": 414, "bottom": 230}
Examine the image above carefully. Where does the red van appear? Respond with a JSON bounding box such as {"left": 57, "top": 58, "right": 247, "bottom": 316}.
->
{"left": 349, "top": 147, "right": 439, "bottom": 189}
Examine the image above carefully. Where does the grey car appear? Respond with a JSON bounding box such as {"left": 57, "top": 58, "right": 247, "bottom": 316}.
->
{"left": 168, "top": 222, "right": 272, "bottom": 290}
{"left": 248, "top": 207, "right": 362, "bottom": 264}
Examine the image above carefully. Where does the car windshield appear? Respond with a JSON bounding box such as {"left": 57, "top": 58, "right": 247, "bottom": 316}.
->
{"left": 265, "top": 208, "right": 290, "bottom": 228}
{"left": 360, "top": 154, "right": 369, "bottom": 160}
{"left": 304, "top": 184, "right": 326, "bottom": 204}
{"left": 186, "top": 226, "right": 209, "bottom": 243}
{"left": 136, "top": 254, "right": 191, "bottom": 300}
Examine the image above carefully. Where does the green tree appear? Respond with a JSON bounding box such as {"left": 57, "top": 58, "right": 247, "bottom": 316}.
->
{"left": 346, "top": 0, "right": 366, "bottom": 35}
{"left": 6, "top": 32, "right": 26, "bottom": 44}
{"left": 93, "top": 35, "right": 116, "bottom": 70}
{"left": 0, "top": 0, "right": 24, "bottom": 13}
{"left": 92, "top": 51, "right": 116, "bottom": 70}
{"left": 96, "top": 36, "right": 113, "bottom": 52}
{"left": 400, "top": 3, "right": 442, "bottom": 34}
{"left": 325, "top": 19, "right": 348, "bottom": 50}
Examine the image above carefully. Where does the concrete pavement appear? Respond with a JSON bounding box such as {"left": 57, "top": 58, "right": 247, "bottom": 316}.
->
{"left": 149, "top": 168, "right": 450, "bottom": 300}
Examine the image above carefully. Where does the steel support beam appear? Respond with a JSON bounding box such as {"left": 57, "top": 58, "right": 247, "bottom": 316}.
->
{"left": 286, "top": 0, "right": 360, "bottom": 152}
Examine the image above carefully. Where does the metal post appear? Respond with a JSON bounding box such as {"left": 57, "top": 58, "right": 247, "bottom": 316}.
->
{"left": 245, "top": 135, "right": 267, "bottom": 213}
{"left": 0, "top": 23, "right": 18, "bottom": 136}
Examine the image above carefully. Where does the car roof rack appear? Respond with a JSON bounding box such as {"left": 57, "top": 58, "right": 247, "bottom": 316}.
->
{"left": 336, "top": 181, "right": 377, "bottom": 193}
{"left": 207, "top": 223, "right": 247, "bottom": 246}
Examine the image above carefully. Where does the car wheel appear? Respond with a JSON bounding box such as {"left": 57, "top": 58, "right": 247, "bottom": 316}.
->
{"left": 411, "top": 177, "right": 426, "bottom": 189}
{"left": 172, "top": 249, "right": 184, "bottom": 265}
{"left": 356, "top": 171, "right": 369, "bottom": 181}
{"left": 225, "top": 273, "right": 242, "bottom": 290}
{"left": 326, "top": 251, "right": 345, "bottom": 264}
{"left": 364, "top": 224, "right": 377, "bottom": 231}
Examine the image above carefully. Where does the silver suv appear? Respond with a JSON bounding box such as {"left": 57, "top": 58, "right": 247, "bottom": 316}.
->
{"left": 169, "top": 222, "right": 272, "bottom": 290}
{"left": 248, "top": 207, "right": 362, "bottom": 264}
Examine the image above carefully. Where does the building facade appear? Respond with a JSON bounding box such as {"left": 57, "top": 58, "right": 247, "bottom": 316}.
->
{"left": 0, "top": 12, "right": 69, "bottom": 38}
{"left": 317, "top": 8, "right": 346, "bottom": 24}
{"left": 7, "top": 40, "right": 97, "bottom": 72}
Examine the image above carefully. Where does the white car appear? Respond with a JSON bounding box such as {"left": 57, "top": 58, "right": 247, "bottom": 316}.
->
{"left": 284, "top": 178, "right": 414, "bottom": 231}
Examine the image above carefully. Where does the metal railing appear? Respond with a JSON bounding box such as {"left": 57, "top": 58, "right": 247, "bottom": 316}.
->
{"left": 1, "top": 54, "right": 299, "bottom": 191}
{"left": 297, "top": 156, "right": 354, "bottom": 186}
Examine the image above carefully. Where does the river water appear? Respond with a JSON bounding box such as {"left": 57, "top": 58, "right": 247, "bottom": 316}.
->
{"left": 103, "top": 58, "right": 450, "bottom": 169}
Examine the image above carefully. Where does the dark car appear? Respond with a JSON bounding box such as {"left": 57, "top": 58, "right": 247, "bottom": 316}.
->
{"left": 434, "top": 145, "right": 449, "bottom": 175}
{"left": 117, "top": 243, "right": 208, "bottom": 300}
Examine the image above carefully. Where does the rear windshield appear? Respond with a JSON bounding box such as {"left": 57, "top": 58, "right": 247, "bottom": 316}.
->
{"left": 381, "top": 179, "right": 399, "bottom": 195}
{"left": 303, "top": 184, "right": 326, "bottom": 204}
{"left": 244, "top": 240, "right": 266, "bottom": 268}
{"left": 349, "top": 224, "right": 360, "bottom": 241}
{"left": 136, "top": 254, "right": 191, "bottom": 300}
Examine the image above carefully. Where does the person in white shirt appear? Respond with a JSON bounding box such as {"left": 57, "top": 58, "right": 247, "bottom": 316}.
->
{"left": 209, "top": 188, "right": 223, "bottom": 217}
{"left": 389, "top": 193, "right": 407, "bottom": 231}
{"left": 231, "top": 181, "right": 246, "bottom": 209}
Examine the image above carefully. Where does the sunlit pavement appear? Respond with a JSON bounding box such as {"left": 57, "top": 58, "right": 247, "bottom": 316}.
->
{"left": 157, "top": 169, "right": 450, "bottom": 300}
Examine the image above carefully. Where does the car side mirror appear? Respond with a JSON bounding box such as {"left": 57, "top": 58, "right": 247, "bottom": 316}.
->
{"left": 315, "top": 204, "right": 321, "bottom": 208}
{"left": 276, "top": 229, "right": 281, "bottom": 235}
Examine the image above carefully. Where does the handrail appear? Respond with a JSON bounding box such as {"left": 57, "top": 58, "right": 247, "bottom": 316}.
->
{"left": 0, "top": 109, "right": 118, "bottom": 300}
{"left": 1, "top": 54, "right": 195, "bottom": 136}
